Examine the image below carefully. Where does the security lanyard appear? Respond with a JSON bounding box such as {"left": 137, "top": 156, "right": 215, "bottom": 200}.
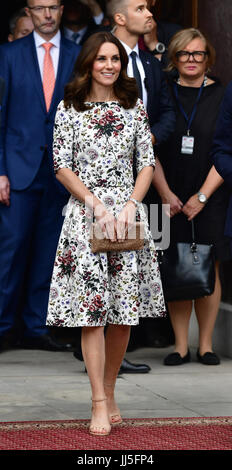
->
{"left": 174, "top": 81, "right": 204, "bottom": 136}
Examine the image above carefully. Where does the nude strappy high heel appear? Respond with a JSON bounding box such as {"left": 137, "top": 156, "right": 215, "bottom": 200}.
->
{"left": 89, "top": 398, "right": 111, "bottom": 436}
{"left": 104, "top": 383, "right": 123, "bottom": 425}
{"left": 109, "top": 413, "right": 123, "bottom": 425}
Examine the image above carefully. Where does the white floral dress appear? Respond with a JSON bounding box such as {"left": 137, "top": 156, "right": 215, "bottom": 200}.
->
{"left": 46, "top": 99, "right": 166, "bottom": 327}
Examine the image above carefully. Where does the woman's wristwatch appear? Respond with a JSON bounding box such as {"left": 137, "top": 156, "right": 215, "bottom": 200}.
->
{"left": 197, "top": 192, "right": 208, "bottom": 204}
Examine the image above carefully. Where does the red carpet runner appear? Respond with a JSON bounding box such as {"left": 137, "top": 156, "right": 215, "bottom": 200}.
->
{"left": 0, "top": 417, "right": 231, "bottom": 450}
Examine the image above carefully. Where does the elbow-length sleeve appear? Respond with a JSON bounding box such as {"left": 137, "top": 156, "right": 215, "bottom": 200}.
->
{"left": 134, "top": 99, "right": 156, "bottom": 174}
{"left": 212, "top": 82, "right": 232, "bottom": 188}
{"left": 53, "top": 101, "right": 74, "bottom": 173}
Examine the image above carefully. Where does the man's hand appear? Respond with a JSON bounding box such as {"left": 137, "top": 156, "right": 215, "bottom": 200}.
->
{"left": 143, "top": 17, "right": 158, "bottom": 51}
{"left": 161, "top": 190, "right": 183, "bottom": 217}
{"left": 0, "top": 175, "right": 10, "bottom": 206}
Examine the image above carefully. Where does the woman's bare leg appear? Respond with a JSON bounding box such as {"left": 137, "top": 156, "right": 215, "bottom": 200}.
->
{"left": 81, "top": 326, "right": 111, "bottom": 434}
{"left": 167, "top": 300, "right": 193, "bottom": 356}
{"left": 194, "top": 261, "right": 221, "bottom": 355}
{"left": 104, "top": 324, "right": 131, "bottom": 421}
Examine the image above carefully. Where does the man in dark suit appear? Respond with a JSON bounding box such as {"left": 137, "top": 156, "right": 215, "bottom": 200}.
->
{"left": 0, "top": 0, "right": 80, "bottom": 351}
{"left": 0, "top": 77, "right": 5, "bottom": 128}
{"left": 212, "top": 81, "right": 232, "bottom": 253}
{"left": 61, "top": 0, "right": 99, "bottom": 45}
{"left": 107, "top": 0, "right": 176, "bottom": 147}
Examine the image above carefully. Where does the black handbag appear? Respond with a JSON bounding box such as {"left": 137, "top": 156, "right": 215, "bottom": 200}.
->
{"left": 159, "top": 220, "right": 215, "bottom": 302}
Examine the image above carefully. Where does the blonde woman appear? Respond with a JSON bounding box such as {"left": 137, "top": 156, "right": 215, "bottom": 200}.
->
{"left": 152, "top": 28, "right": 231, "bottom": 366}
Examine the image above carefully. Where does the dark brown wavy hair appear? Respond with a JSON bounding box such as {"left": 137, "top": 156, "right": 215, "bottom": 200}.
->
{"left": 64, "top": 31, "right": 138, "bottom": 111}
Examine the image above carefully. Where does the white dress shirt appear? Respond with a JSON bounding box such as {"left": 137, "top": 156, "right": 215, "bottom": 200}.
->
{"left": 33, "top": 30, "right": 61, "bottom": 80}
{"left": 119, "top": 40, "right": 148, "bottom": 110}
{"left": 94, "top": 12, "right": 104, "bottom": 25}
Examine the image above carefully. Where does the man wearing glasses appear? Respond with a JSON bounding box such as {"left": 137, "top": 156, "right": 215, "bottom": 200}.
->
{"left": 0, "top": 0, "right": 80, "bottom": 352}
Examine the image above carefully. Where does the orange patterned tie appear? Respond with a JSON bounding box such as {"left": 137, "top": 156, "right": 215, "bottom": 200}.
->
{"left": 42, "top": 42, "right": 55, "bottom": 112}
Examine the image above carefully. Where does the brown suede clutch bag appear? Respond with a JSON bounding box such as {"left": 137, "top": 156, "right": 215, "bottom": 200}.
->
{"left": 90, "top": 222, "right": 145, "bottom": 253}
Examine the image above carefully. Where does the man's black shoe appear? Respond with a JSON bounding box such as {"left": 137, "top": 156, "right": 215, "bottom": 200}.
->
{"left": 20, "top": 334, "right": 72, "bottom": 351}
{"left": 72, "top": 345, "right": 151, "bottom": 374}
{"left": 118, "top": 358, "right": 151, "bottom": 374}
{"left": 83, "top": 358, "right": 151, "bottom": 375}
{"left": 0, "top": 335, "right": 18, "bottom": 352}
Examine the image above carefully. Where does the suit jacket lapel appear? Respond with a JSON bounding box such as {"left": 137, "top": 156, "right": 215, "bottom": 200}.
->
{"left": 23, "top": 33, "right": 46, "bottom": 112}
{"left": 139, "top": 51, "right": 153, "bottom": 115}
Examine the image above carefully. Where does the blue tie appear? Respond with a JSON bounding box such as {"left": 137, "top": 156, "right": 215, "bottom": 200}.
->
{"left": 71, "top": 32, "right": 80, "bottom": 43}
{"left": 130, "top": 51, "right": 143, "bottom": 99}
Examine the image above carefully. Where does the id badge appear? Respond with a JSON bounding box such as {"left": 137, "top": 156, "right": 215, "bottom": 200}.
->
{"left": 181, "top": 135, "right": 194, "bottom": 155}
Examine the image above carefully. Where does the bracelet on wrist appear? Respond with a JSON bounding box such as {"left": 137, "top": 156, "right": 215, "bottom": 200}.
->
{"left": 128, "top": 197, "right": 140, "bottom": 208}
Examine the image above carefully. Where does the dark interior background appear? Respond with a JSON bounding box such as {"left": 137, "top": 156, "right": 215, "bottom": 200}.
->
{"left": 0, "top": 0, "right": 232, "bottom": 302}
{"left": 0, "top": 0, "right": 194, "bottom": 45}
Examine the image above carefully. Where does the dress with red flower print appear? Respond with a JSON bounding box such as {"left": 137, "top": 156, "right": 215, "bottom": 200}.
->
{"left": 46, "top": 99, "right": 166, "bottom": 327}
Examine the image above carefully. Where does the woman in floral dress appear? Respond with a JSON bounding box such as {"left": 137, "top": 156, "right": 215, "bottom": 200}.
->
{"left": 46, "top": 32, "right": 165, "bottom": 436}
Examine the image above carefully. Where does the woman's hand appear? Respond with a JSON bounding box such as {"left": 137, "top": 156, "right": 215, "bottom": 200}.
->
{"left": 182, "top": 194, "right": 205, "bottom": 221}
{"left": 116, "top": 201, "right": 137, "bottom": 242}
{"left": 94, "top": 204, "right": 117, "bottom": 241}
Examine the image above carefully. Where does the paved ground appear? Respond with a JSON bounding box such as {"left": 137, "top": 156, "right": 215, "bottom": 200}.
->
{"left": 0, "top": 346, "right": 232, "bottom": 423}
